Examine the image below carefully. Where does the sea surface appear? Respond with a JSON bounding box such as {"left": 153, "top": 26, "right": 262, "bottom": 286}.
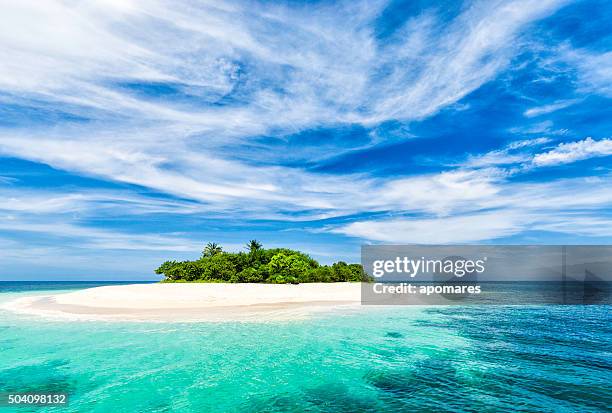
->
{"left": 0, "top": 281, "right": 610, "bottom": 412}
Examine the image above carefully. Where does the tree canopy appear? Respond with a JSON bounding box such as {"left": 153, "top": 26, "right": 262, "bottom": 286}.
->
{"left": 155, "top": 241, "right": 371, "bottom": 283}
{"left": 202, "top": 242, "right": 223, "bottom": 257}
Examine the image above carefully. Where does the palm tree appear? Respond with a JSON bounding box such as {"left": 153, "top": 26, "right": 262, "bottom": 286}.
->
{"left": 246, "top": 239, "right": 262, "bottom": 254}
{"left": 203, "top": 242, "right": 223, "bottom": 257}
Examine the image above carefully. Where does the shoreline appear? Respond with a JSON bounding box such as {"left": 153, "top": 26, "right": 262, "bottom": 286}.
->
{"left": 2, "top": 283, "right": 363, "bottom": 322}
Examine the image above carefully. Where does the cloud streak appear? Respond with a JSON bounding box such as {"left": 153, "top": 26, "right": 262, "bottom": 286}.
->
{"left": 533, "top": 137, "right": 612, "bottom": 166}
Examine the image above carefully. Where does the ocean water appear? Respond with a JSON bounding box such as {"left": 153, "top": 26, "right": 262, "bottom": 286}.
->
{"left": 0, "top": 282, "right": 610, "bottom": 412}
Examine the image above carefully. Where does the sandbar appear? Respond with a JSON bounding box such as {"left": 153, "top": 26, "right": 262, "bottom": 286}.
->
{"left": 2, "top": 283, "right": 363, "bottom": 322}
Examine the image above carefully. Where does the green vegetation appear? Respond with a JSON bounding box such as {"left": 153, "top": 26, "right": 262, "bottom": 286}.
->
{"left": 155, "top": 240, "right": 372, "bottom": 283}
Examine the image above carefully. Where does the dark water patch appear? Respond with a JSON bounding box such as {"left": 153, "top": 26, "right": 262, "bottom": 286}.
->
{"left": 364, "top": 370, "right": 418, "bottom": 396}
{"left": 241, "top": 392, "right": 306, "bottom": 413}
{"left": 415, "top": 306, "right": 612, "bottom": 411}
{"left": 365, "top": 358, "right": 458, "bottom": 399}
{"left": 411, "top": 319, "right": 450, "bottom": 329}
{"left": 385, "top": 332, "right": 404, "bottom": 338}
{"left": 135, "top": 399, "right": 173, "bottom": 413}
{"left": 364, "top": 361, "right": 604, "bottom": 412}
{"left": 481, "top": 368, "right": 612, "bottom": 411}
{"left": 242, "top": 383, "right": 384, "bottom": 413}
{"left": 0, "top": 359, "right": 76, "bottom": 394}
{"left": 303, "top": 382, "right": 382, "bottom": 413}
{"left": 503, "top": 347, "right": 612, "bottom": 373}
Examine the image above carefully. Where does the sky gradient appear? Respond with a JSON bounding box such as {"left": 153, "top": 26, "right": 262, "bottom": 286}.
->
{"left": 1, "top": 0, "right": 611, "bottom": 279}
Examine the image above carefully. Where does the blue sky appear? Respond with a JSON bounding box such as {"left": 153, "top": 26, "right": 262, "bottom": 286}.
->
{"left": 0, "top": 0, "right": 611, "bottom": 279}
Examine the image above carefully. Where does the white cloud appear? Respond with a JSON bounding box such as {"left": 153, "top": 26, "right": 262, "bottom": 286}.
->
{"left": 335, "top": 211, "right": 525, "bottom": 243}
{"left": 464, "top": 151, "right": 530, "bottom": 168}
{"left": 368, "top": 0, "right": 568, "bottom": 123}
{"left": 533, "top": 137, "right": 612, "bottom": 166}
{"left": 534, "top": 46, "right": 612, "bottom": 98}
{"left": 334, "top": 175, "right": 612, "bottom": 242}
{"left": 531, "top": 213, "right": 612, "bottom": 236}
{"left": 0, "top": 176, "right": 18, "bottom": 184}
{"left": 374, "top": 169, "right": 503, "bottom": 215}
{"left": 459, "top": 136, "right": 612, "bottom": 173}
{"left": 0, "top": 218, "right": 202, "bottom": 252}
{"left": 0, "top": 188, "right": 205, "bottom": 216}
{"left": 336, "top": 208, "right": 612, "bottom": 243}
{"left": 567, "top": 50, "right": 612, "bottom": 97}
{"left": 506, "top": 137, "right": 552, "bottom": 149}
{"left": 509, "top": 120, "right": 555, "bottom": 135}
{"left": 460, "top": 137, "right": 550, "bottom": 168}
{"left": 523, "top": 99, "right": 579, "bottom": 117}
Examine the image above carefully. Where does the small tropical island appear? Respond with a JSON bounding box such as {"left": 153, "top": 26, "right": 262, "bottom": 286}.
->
{"left": 155, "top": 240, "right": 372, "bottom": 283}
{"left": 4, "top": 241, "right": 370, "bottom": 322}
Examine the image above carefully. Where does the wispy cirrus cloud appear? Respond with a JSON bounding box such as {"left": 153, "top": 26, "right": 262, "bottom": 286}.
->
{"left": 1, "top": 0, "right": 611, "bottom": 277}
{"left": 334, "top": 175, "right": 612, "bottom": 243}
{"left": 460, "top": 138, "right": 551, "bottom": 168}
{"left": 532, "top": 137, "right": 612, "bottom": 166}
{"left": 565, "top": 49, "right": 612, "bottom": 97}
{"left": 523, "top": 99, "right": 579, "bottom": 117}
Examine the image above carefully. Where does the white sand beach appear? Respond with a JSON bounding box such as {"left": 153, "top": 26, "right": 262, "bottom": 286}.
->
{"left": 2, "top": 283, "right": 363, "bottom": 322}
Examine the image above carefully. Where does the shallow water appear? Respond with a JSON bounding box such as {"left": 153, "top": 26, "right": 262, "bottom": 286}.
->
{"left": 0, "top": 282, "right": 610, "bottom": 412}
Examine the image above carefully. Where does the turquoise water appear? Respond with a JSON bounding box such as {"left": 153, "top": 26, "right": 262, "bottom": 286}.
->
{"left": 0, "top": 282, "right": 610, "bottom": 412}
